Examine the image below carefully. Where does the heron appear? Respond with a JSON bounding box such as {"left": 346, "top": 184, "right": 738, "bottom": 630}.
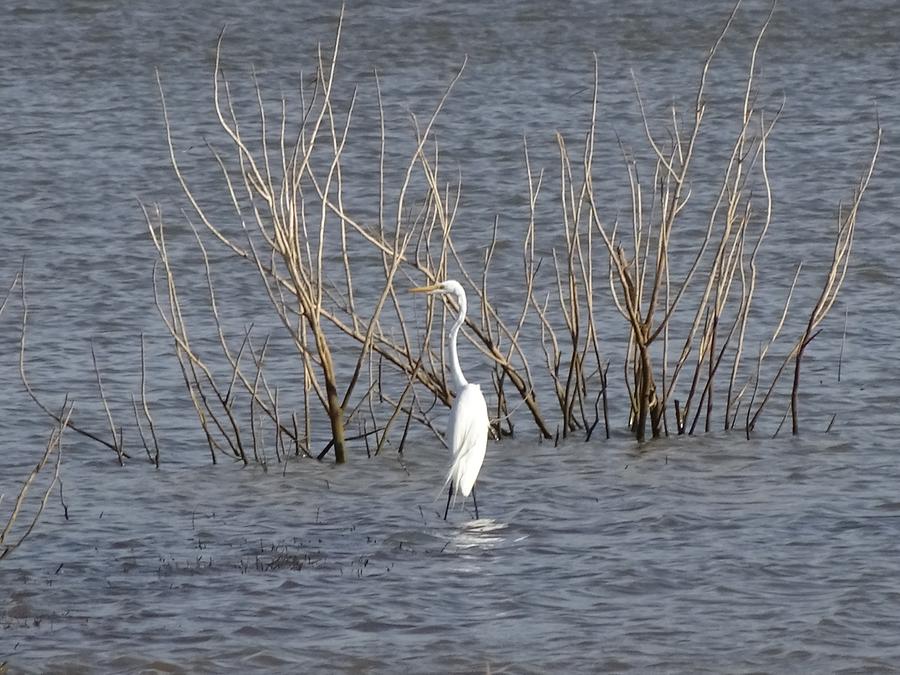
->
{"left": 411, "top": 280, "right": 489, "bottom": 519}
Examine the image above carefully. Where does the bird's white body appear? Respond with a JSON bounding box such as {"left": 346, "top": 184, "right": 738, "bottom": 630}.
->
{"left": 446, "top": 383, "right": 489, "bottom": 497}
{"left": 410, "top": 279, "right": 490, "bottom": 518}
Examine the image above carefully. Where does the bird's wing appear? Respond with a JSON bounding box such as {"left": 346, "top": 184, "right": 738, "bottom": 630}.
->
{"left": 446, "top": 385, "right": 489, "bottom": 497}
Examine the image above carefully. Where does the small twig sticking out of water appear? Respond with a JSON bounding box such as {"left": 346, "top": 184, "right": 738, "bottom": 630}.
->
{"left": 825, "top": 414, "right": 837, "bottom": 433}
{"left": 396, "top": 453, "right": 410, "bottom": 477}
{"left": 838, "top": 308, "right": 848, "bottom": 383}
{"left": 363, "top": 419, "right": 372, "bottom": 458}
{"left": 58, "top": 472, "right": 69, "bottom": 521}
{"left": 0, "top": 271, "right": 18, "bottom": 320}
{"left": 91, "top": 340, "right": 125, "bottom": 466}
{"left": 773, "top": 405, "right": 790, "bottom": 438}
{"left": 273, "top": 387, "right": 284, "bottom": 464}
{"left": 674, "top": 399, "right": 685, "bottom": 435}
{"left": 132, "top": 333, "right": 161, "bottom": 467}
{"left": 585, "top": 364, "right": 610, "bottom": 442}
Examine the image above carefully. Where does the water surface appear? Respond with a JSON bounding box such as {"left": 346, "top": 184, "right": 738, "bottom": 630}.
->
{"left": 2, "top": 0, "right": 899, "bottom": 671}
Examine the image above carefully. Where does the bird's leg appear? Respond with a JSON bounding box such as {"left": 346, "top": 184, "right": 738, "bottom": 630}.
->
{"left": 472, "top": 486, "right": 479, "bottom": 519}
{"left": 443, "top": 484, "right": 453, "bottom": 520}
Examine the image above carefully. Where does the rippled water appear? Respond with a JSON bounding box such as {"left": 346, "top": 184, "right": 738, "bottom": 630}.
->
{"left": 6, "top": 436, "right": 900, "bottom": 672}
{"left": 2, "top": 0, "right": 900, "bottom": 671}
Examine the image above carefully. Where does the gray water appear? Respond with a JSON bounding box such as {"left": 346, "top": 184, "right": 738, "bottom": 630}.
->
{"left": 2, "top": 0, "right": 900, "bottom": 672}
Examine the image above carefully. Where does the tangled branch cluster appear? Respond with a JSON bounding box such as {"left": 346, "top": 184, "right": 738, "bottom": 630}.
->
{"left": 139, "top": 6, "right": 879, "bottom": 465}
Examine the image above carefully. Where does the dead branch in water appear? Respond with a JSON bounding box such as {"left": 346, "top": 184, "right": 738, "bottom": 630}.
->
{"left": 132, "top": 333, "right": 161, "bottom": 467}
{"left": 18, "top": 263, "right": 125, "bottom": 459}
{"left": 788, "top": 123, "right": 881, "bottom": 434}
{"left": 1, "top": 406, "right": 72, "bottom": 562}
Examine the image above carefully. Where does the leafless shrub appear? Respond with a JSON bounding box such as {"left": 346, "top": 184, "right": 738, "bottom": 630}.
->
{"left": 398, "top": 1, "right": 878, "bottom": 445}
{"left": 565, "top": 3, "right": 880, "bottom": 441}
{"left": 149, "top": 3, "right": 879, "bottom": 460}
{"left": 149, "top": 12, "right": 448, "bottom": 464}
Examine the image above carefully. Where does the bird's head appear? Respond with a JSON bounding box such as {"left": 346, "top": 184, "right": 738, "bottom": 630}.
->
{"left": 409, "top": 279, "right": 465, "bottom": 301}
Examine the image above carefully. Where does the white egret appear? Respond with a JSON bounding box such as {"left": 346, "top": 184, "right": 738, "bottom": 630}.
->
{"left": 410, "top": 280, "right": 489, "bottom": 519}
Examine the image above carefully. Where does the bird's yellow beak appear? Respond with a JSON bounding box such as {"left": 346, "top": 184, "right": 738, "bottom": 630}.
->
{"left": 409, "top": 284, "right": 441, "bottom": 293}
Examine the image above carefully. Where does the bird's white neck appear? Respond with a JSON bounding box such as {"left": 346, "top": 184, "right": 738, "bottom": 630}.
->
{"left": 447, "top": 290, "right": 468, "bottom": 391}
